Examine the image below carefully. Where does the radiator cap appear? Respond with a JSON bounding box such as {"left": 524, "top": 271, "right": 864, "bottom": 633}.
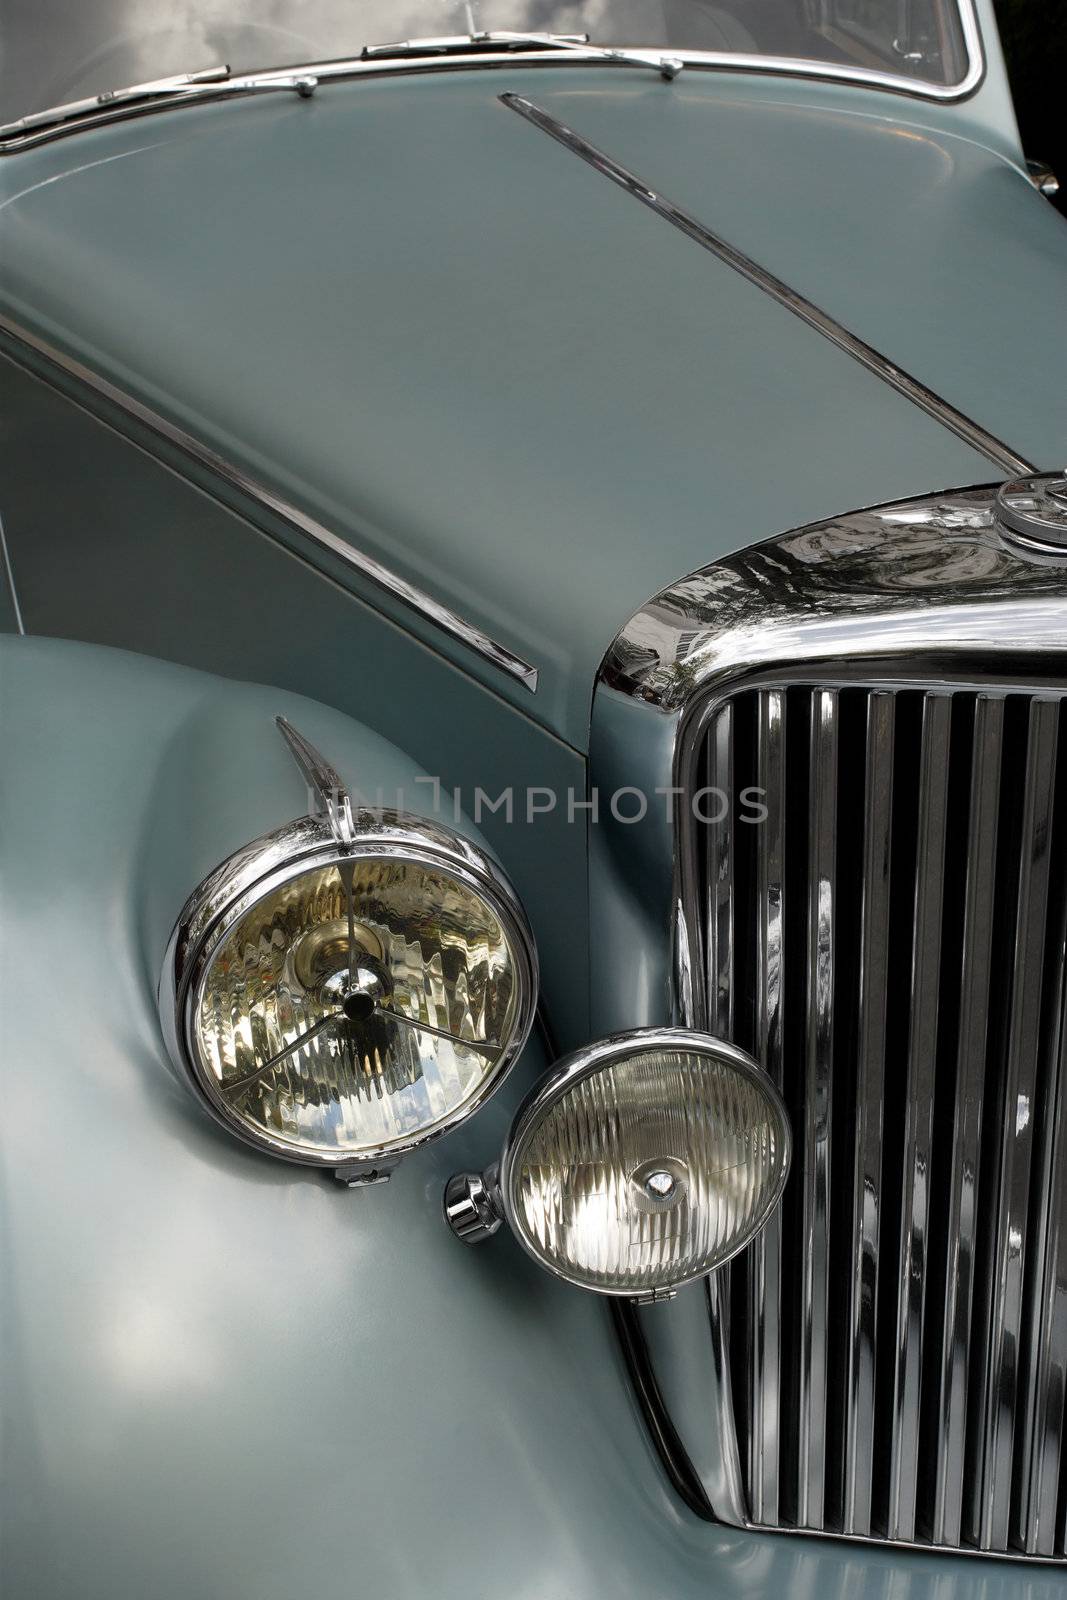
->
{"left": 996, "top": 472, "right": 1067, "bottom": 553}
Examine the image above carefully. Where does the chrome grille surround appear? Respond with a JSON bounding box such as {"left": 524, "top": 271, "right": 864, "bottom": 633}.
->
{"left": 595, "top": 482, "right": 1067, "bottom": 1562}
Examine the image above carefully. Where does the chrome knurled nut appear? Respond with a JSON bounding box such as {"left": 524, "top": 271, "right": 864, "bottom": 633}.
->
{"left": 444, "top": 1167, "right": 503, "bottom": 1244}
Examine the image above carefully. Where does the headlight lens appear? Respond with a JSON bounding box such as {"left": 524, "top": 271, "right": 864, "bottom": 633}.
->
{"left": 497, "top": 1031, "right": 790, "bottom": 1296}
{"left": 166, "top": 816, "right": 536, "bottom": 1169}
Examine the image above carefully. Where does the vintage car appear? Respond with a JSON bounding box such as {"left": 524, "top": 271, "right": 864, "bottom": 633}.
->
{"left": 2, "top": 2, "right": 1066, "bottom": 1594}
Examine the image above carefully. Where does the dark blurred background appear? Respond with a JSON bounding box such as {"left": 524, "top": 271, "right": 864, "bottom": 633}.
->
{"left": 995, "top": 0, "right": 1067, "bottom": 214}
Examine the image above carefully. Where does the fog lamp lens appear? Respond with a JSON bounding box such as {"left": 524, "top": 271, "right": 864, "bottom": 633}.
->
{"left": 498, "top": 1031, "right": 790, "bottom": 1296}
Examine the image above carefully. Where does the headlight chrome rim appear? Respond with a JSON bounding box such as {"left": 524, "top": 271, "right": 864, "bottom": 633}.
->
{"left": 161, "top": 809, "right": 538, "bottom": 1170}
{"left": 497, "top": 1027, "right": 792, "bottom": 1297}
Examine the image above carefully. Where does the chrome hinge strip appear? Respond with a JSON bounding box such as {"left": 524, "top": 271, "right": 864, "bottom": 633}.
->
{"left": 500, "top": 95, "right": 1034, "bottom": 480}
{"left": 0, "top": 314, "right": 539, "bottom": 692}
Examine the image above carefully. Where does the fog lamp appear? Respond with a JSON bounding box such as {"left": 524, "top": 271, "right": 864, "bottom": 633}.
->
{"left": 445, "top": 1029, "right": 790, "bottom": 1299}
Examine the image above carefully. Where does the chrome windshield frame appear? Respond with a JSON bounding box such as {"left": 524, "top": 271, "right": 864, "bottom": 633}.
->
{"left": 0, "top": 1, "right": 985, "bottom": 155}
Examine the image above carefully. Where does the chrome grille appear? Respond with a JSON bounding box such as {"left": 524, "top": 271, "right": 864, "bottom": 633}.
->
{"left": 700, "top": 679, "right": 1067, "bottom": 1560}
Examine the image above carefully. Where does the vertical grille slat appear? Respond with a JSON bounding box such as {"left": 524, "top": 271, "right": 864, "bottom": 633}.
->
{"left": 1013, "top": 702, "right": 1067, "bottom": 1559}
{"left": 699, "top": 676, "right": 1067, "bottom": 1564}
{"left": 707, "top": 703, "right": 735, "bottom": 1038}
{"left": 972, "top": 699, "right": 1059, "bottom": 1551}
{"left": 797, "top": 689, "right": 838, "bottom": 1528}
{"left": 931, "top": 696, "right": 1005, "bottom": 1547}
{"left": 843, "top": 691, "right": 895, "bottom": 1538}
{"left": 747, "top": 690, "right": 787, "bottom": 1523}
{"left": 887, "top": 692, "right": 953, "bottom": 1541}
{"left": 705, "top": 697, "right": 749, "bottom": 1523}
{"left": 1017, "top": 987, "right": 1067, "bottom": 1555}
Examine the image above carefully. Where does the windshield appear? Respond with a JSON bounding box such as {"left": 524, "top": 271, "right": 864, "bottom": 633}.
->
{"left": 0, "top": 0, "right": 974, "bottom": 127}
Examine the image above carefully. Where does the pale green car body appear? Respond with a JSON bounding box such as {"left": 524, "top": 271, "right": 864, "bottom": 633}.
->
{"left": 2, "top": 2, "right": 1066, "bottom": 1592}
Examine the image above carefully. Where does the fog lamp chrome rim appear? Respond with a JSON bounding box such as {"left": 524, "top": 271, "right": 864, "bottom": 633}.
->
{"left": 448, "top": 1027, "right": 792, "bottom": 1300}
{"left": 160, "top": 723, "right": 537, "bottom": 1173}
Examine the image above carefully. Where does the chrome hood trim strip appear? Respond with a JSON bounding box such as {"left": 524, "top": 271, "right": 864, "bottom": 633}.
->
{"left": 500, "top": 95, "right": 1032, "bottom": 480}
{"left": 0, "top": 315, "right": 539, "bottom": 693}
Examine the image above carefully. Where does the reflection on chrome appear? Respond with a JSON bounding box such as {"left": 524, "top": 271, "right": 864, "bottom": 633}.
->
{"left": 595, "top": 476, "right": 1067, "bottom": 1561}
{"left": 0, "top": 0, "right": 983, "bottom": 147}
{"left": 161, "top": 718, "right": 538, "bottom": 1174}
{"left": 601, "top": 482, "right": 1067, "bottom": 716}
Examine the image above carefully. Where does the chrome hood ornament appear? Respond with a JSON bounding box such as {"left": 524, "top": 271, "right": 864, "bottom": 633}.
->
{"left": 996, "top": 472, "right": 1067, "bottom": 554}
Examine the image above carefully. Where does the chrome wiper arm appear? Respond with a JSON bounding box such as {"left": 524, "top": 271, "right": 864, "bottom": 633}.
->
{"left": 0, "top": 66, "right": 230, "bottom": 138}
{"left": 0, "top": 64, "right": 321, "bottom": 141}
{"left": 362, "top": 32, "right": 684, "bottom": 80}
{"left": 485, "top": 28, "right": 683, "bottom": 75}
{"left": 362, "top": 32, "right": 585, "bottom": 57}
{"left": 0, "top": 31, "right": 680, "bottom": 145}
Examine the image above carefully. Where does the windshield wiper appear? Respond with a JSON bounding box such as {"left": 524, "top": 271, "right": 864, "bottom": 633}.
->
{"left": 0, "top": 30, "right": 682, "bottom": 145}
{"left": 362, "top": 32, "right": 684, "bottom": 80}
{"left": 0, "top": 63, "right": 322, "bottom": 141}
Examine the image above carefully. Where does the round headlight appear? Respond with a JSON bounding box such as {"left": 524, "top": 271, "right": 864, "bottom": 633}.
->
{"left": 163, "top": 810, "right": 537, "bottom": 1170}
{"left": 488, "top": 1030, "right": 789, "bottom": 1297}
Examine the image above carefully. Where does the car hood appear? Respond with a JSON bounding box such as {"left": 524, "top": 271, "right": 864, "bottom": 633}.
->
{"left": 2, "top": 66, "right": 1066, "bottom": 747}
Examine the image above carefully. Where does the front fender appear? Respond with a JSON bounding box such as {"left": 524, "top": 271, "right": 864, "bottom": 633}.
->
{"left": 0, "top": 635, "right": 706, "bottom": 1599}
{"left": 5, "top": 637, "right": 1062, "bottom": 1600}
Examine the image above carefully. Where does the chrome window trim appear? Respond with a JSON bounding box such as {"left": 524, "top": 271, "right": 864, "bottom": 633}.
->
{"left": 591, "top": 478, "right": 1067, "bottom": 1556}
{"left": 0, "top": 315, "right": 539, "bottom": 694}
{"left": 0, "top": 5, "right": 985, "bottom": 156}
{"left": 501, "top": 95, "right": 1031, "bottom": 479}
{"left": 160, "top": 794, "right": 539, "bottom": 1171}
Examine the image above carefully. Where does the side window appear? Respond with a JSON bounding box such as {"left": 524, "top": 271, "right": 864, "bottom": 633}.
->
{"left": 813, "top": 0, "right": 964, "bottom": 83}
